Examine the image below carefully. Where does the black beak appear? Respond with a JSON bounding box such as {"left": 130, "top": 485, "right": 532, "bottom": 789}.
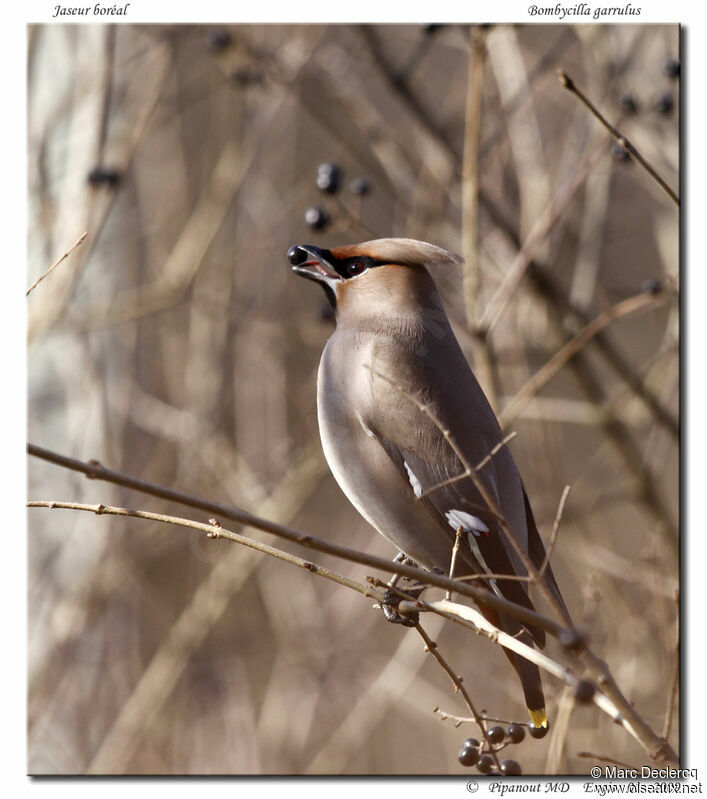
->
{"left": 287, "top": 244, "right": 339, "bottom": 282}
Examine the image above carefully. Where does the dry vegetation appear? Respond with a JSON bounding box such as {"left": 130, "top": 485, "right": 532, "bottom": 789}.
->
{"left": 27, "top": 23, "right": 679, "bottom": 775}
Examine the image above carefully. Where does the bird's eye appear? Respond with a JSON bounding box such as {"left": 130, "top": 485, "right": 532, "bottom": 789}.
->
{"left": 347, "top": 261, "right": 365, "bottom": 277}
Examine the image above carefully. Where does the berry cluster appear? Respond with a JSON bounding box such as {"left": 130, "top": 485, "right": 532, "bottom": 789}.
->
{"left": 612, "top": 54, "right": 679, "bottom": 163}
{"left": 457, "top": 678, "right": 598, "bottom": 775}
{"left": 457, "top": 721, "right": 549, "bottom": 776}
{"left": 305, "top": 163, "right": 370, "bottom": 231}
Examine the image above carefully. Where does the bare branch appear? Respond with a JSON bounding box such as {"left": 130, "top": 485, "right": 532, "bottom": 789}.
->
{"left": 538, "top": 485, "right": 571, "bottom": 580}
{"left": 447, "top": 526, "right": 464, "bottom": 600}
{"left": 26, "top": 444, "right": 568, "bottom": 639}
{"left": 461, "top": 25, "right": 497, "bottom": 408}
{"left": 499, "top": 287, "right": 674, "bottom": 429}
{"left": 26, "top": 232, "right": 87, "bottom": 296}
{"left": 418, "top": 431, "right": 517, "bottom": 500}
{"left": 479, "top": 138, "right": 607, "bottom": 333}
{"left": 577, "top": 751, "right": 641, "bottom": 771}
{"left": 557, "top": 70, "right": 679, "bottom": 206}
{"left": 414, "top": 623, "right": 502, "bottom": 770}
{"left": 27, "top": 500, "right": 379, "bottom": 601}
{"left": 662, "top": 589, "right": 680, "bottom": 740}
{"left": 28, "top": 492, "right": 678, "bottom": 766}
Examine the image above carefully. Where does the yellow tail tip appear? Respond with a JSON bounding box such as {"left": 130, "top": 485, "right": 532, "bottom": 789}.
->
{"left": 528, "top": 708, "right": 548, "bottom": 728}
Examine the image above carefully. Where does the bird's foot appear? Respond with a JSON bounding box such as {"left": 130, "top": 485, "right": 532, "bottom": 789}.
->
{"left": 381, "top": 561, "right": 443, "bottom": 627}
{"left": 381, "top": 587, "right": 419, "bottom": 627}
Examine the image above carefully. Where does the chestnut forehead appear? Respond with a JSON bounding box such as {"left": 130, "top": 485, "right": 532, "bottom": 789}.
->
{"left": 331, "top": 244, "right": 384, "bottom": 261}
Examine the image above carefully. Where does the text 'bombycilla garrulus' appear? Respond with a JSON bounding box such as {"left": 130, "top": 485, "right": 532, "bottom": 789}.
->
{"left": 288, "top": 237, "right": 571, "bottom": 727}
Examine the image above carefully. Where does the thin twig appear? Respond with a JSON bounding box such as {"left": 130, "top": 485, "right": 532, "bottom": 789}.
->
{"left": 27, "top": 500, "right": 380, "bottom": 602}
{"left": 545, "top": 685, "right": 576, "bottom": 774}
{"left": 499, "top": 287, "right": 673, "bottom": 429}
{"left": 434, "top": 707, "right": 540, "bottom": 728}
{"left": 479, "top": 138, "right": 608, "bottom": 333}
{"left": 662, "top": 589, "right": 680, "bottom": 740}
{"left": 577, "top": 751, "right": 642, "bottom": 771}
{"left": 26, "top": 232, "right": 87, "bottom": 296}
{"left": 447, "top": 527, "right": 464, "bottom": 600}
{"left": 538, "top": 485, "right": 571, "bottom": 579}
{"left": 418, "top": 431, "right": 517, "bottom": 499}
{"left": 461, "top": 25, "right": 497, "bottom": 407}
{"left": 557, "top": 70, "right": 679, "bottom": 206}
{"left": 414, "top": 623, "right": 502, "bottom": 770}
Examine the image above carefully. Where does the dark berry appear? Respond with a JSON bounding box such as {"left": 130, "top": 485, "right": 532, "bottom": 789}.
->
{"left": 463, "top": 737, "right": 481, "bottom": 749}
{"left": 316, "top": 172, "right": 340, "bottom": 193}
{"left": 654, "top": 92, "right": 674, "bottom": 114}
{"left": 305, "top": 207, "right": 328, "bottom": 230}
{"left": 458, "top": 744, "right": 480, "bottom": 767}
{"left": 349, "top": 177, "right": 370, "bottom": 195}
{"left": 528, "top": 722, "right": 549, "bottom": 739}
{"left": 664, "top": 57, "right": 680, "bottom": 78}
{"left": 500, "top": 758, "right": 522, "bottom": 776}
{"left": 575, "top": 679, "right": 596, "bottom": 704}
{"left": 230, "top": 68, "right": 264, "bottom": 87}
{"left": 476, "top": 754, "right": 494, "bottom": 774}
{"left": 205, "top": 29, "right": 231, "bottom": 52}
{"left": 506, "top": 724, "right": 525, "bottom": 744}
{"left": 618, "top": 93, "right": 639, "bottom": 114}
{"left": 316, "top": 163, "right": 341, "bottom": 194}
{"left": 87, "top": 166, "right": 121, "bottom": 188}
{"left": 317, "top": 162, "right": 338, "bottom": 177}
{"left": 611, "top": 142, "right": 630, "bottom": 161}
{"left": 487, "top": 725, "right": 505, "bottom": 745}
{"left": 642, "top": 278, "right": 662, "bottom": 295}
{"left": 560, "top": 629, "right": 586, "bottom": 651}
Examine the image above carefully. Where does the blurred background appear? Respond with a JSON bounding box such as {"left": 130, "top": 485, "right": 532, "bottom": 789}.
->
{"left": 27, "top": 23, "right": 679, "bottom": 775}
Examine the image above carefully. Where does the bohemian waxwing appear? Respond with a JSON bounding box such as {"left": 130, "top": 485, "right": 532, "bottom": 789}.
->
{"left": 288, "top": 237, "right": 570, "bottom": 727}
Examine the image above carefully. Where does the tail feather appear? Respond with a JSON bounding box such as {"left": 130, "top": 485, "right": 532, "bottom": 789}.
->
{"left": 481, "top": 606, "right": 547, "bottom": 725}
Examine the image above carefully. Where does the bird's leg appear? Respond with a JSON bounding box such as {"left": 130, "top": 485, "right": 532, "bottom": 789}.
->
{"left": 381, "top": 553, "right": 442, "bottom": 627}
{"left": 386, "top": 551, "right": 408, "bottom": 589}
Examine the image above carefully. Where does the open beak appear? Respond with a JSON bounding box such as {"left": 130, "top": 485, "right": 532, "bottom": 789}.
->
{"left": 287, "top": 245, "right": 340, "bottom": 283}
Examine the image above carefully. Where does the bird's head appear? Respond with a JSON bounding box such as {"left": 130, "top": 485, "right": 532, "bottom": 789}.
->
{"left": 287, "top": 238, "right": 462, "bottom": 320}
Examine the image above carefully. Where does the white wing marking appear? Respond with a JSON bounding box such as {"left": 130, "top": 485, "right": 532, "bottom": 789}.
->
{"left": 403, "top": 461, "right": 423, "bottom": 498}
{"left": 444, "top": 509, "right": 502, "bottom": 599}
{"left": 445, "top": 509, "right": 489, "bottom": 536}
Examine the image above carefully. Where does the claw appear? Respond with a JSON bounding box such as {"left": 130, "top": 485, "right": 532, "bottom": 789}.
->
{"left": 382, "top": 588, "right": 419, "bottom": 627}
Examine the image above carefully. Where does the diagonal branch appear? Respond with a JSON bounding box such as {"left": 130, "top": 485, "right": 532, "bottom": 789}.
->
{"left": 418, "top": 431, "right": 517, "bottom": 500}
{"left": 27, "top": 493, "right": 678, "bottom": 766}
{"left": 557, "top": 70, "right": 679, "bottom": 206}
{"left": 400, "top": 597, "right": 627, "bottom": 733}
{"left": 26, "top": 443, "right": 568, "bottom": 639}
{"left": 499, "top": 286, "right": 674, "bottom": 429}
{"left": 26, "top": 231, "right": 87, "bottom": 296}
{"left": 359, "top": 369, "right": 678, "bottom": 766}
{"left": 25, "top": 497, "right": 631, "bottom": 767}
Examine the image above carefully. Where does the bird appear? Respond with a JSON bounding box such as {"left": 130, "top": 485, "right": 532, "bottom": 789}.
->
{"left": 287, "top": 237, "right": 570, "bottom": 728}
